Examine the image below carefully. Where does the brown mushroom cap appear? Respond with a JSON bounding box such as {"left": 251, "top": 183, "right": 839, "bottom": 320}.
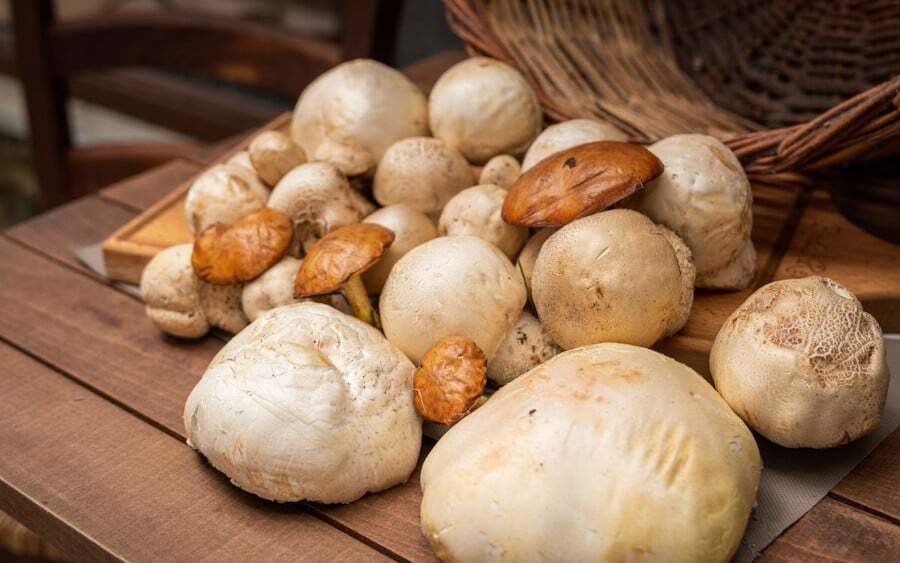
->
{"left": 414, "top": 336, "right": 487, "bottom": 426}
{"left": 294, "top": 223, "right": 395, "bottom": 298}
{"left": 191, "top": 208, "right": 293, "bottom": 285}
{"left": 501, "top": 141, "right": 663, "bottom": 227}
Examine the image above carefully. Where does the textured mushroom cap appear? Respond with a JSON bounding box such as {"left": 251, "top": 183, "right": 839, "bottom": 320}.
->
{"left": 197, "top": 283, "right": 248, "bottom": 334}
{"left": 414, "top": 336, "right": 487, "bottom": 426}
{"left": 421, "top": 343, "right": 761, "bottom": 563}
{"left": 711, "top": 276, "right": 889, "bottom": 448}
{"left": 141, "top": 244, "right": 209, "bottom": 338}
{"left": 438, "top": 184, "right": 528, "bottom": 259}
{"left": 362, "top": 204, "right": 438, "bottom": 294}
{"left": 249, "top": 131, "right": 307, "bottom": 187}
{"left": 184, "top": 302, "right": 422, "bottom": 503}
{"left": 373, "top": 137, "right": 475, "bottom": 214}
{"left": 429, "top": 57, "right": 542, "bottom": 163}
{"left": 479, "top": 154, "right": 521, "bottom": 190}
{"left": 184, "top": 163, "right": 269, "bottom": 234}
{"left": 487, "top": 311, "right": 560, "bottom": 386}
{"left": 294, "top": 223, "right": 394, "bottom": 297}
{"left": 635, "top": 134, "right": 754, "bottom": 289}
{"left": 532, "top": 209, "right": 684, "bottom": 349}
{"left": 290, "top": 59, "right": 428, "bottom": 175}
{"left": 516, "top": 227, "right": 556, "bottom": 294}
{"left": 380, "top": 236, "right": 527, "bottom": 363}
{"left": 522, "top": 118, "right": 629, "bottom": 171}
{"left": 658, "top": 226, "right": 696, "bottom": 337}
{"left": 241, "top": 256, "right": 303, "bottom": 321}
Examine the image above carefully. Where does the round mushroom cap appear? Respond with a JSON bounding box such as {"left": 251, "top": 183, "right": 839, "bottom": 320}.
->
{"left": 658, "top": 226, "right": 696, "bottom": 337}
{"left": 515, "top": 227, "right": 556, "bottom": 293}
{"left": 532, "top": 209, "right": 685, "bottom": 349}
{"left": 373, "top": 137, "right": 475, "bottom": 214}
{"left": 226, "top": 150, "right": 255, "bottom": 173}
{"left": 248, "top": 131, "right": 307, "bottom": 187}
{"left": 702, "top": 239, "right": 757, "bottom": 290}
{"left": 380, "top": 236, "right": 527, "bottom": 363}
{"left": 362, "top": 204, "right": 438, "bottom": 294}
{"left": 487, "top": 310, "right": 560, "bottom": 386}
{"left": 140, "top": 244, "right": 209, "bottom": 338}
{"left": 241, "top": 256, "right": 303, "bottom": 321}
{"left": 429, "top": 57, "right": 542, "bottom": 163}
{"left": 197, "top": 282, "right": 248, "bottom": 334}
{"left": 184, "top": 163, "right": 269, "bottom": 234}
{"left": 711, "top": 276, "right": 889, "bottom": 448}
{"left": 421, "top": 343, "right": 761, "bottom": 563}
{"left": 438, "top": 184, "right": 528, "bottom": 259}
{"left": 183, "top": 302, "right": 422, "bottom": 503}
{"left": 479, "top": 154, "right": 521, "bottom": 190}
{"left": 522, "top": 118, "right": 629, "bottom": 171}
{"left": 290, "top": 59, "right": 428, "bottom": 176}
{"left": 414, "top": 336, "right": 487, "bottom": 426}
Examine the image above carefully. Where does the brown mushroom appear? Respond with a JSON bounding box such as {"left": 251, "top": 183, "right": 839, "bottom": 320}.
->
{"left": 413, "top": 336, "right": 487, "bottom": 426}
{"left": 294, "top": 223, "right": 394, "bottom": 327}
{"left": 501, "top": 141, "right": 663, "bottom": 227}
{"left": 191, "top": 208, "right": 293, "bottom": 285}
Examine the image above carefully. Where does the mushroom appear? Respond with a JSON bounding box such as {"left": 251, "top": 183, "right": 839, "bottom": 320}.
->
{"left": 516, "top": 227, "right": 556, "bottom": 295}
{"left": 478, "top": 154, "right": 520, "bottom": 190}
{"left": 438, "top": 184, "right": 528, "bottom": 259}
{"left": 267, "top": 162, "right": 366, "bottom": 256}
{"left": 241, "top": 256, "right": 353, "bottom": 321}
{"left": 294, "top": 223, "right": 394, "bottom": 328}
{"left": 711, "top": 276, "right": 889, "bottom": 448}
{"left": 248, "top": 130, "right": 307, "bottom": 186}
{"left": 184, "top": 302, "right": 421, "bottom": 503}
{"left": 531, "top": 209, "right": 689, "bottom": 349}
{"left": 487, "top": 311, "right": 560, "bottom": 386}
{"left": 380, "top": 235, "right": 527, "bottom": 364}
{"left": 291, "top": 59, "right": 428, "bottom": 176}
{"left": 183, "top": 163, "right": 269, "bottom": 234}
{"left": 659, "top": 225, "right": 696, "bottom": 337}
{"left": 632, "top": 134, "right": 755, "bottom": 290}
{"left": 362, "top": 204, "right": 438, "bottom": 294}
{"left": 429, "top": 57, "right": 542, "bottom": 163}
{"left": 521, "top": 118, "right": 629, "bottom": 171}
{"left": 420, "top": 343, "right": 761, "bottom": 562}
{"left": 414, "top": 336, "right": 487, "bottom": 426}
{"left": 373, "top": 137, "right": 475, "bottom": 214}
{"left": 226, "top": 150, "right": 255, "bottom": 173}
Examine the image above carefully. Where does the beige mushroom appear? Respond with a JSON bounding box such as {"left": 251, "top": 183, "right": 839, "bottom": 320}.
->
{"left": 478, "top": 154, "right": 520, "bottom": 190}
{"left": 380, "top": 235, "right": 527, "bottom": 364}
{"left": 183, "top": 163, "right": 269, "bottom": 234}
{"left": 487, "top": 311, "right": 560, "bottom": 386}
{"left": 225, "top": 150, "right": 255, "bottom": 173}
{"left": 438, "top": 184, "right": 528, "bottom": 259}
{"left": 362, "top": 204, "right": 438, "bottom": 294}
{"left": 373, "top": 137, "right": 475, "bottom": 214}
{"left": 521, "top": 118, "right": 629, "bottom": 171}
{"left": 240, "top": 255, "right": 352, "bottom": 321}
{"left": 516, "top": 227, "right": 556, "bottom": 294}
{"left": 248, "top": 131, "right": 307, "bottom": 186}
{"left": 659, "top": 225, "right": 696, "bottom": 337}
{"left": 711, "top": 276, "right": 889, "bottom": 448}
{"left": 429, "top": 57, "right": 542, "bottom": 163}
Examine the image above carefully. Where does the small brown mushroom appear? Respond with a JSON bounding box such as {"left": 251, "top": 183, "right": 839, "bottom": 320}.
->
{"left": 248, "top": 131, "right": 307, "bottom": 186}
{"left": 294, "top": 223, "right": 394, "bottom": 327}
{"left": 191, "top": 208, "right": 293, "bottom": 285}
{"left": 413, "top": 336, "right": 487, "bottom": 426}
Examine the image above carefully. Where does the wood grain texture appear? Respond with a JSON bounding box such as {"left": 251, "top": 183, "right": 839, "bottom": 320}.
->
{"left": 832, "top": 426, "right": 900, "bottom": 523}
{"left": 99, "top": 159, "right": 201, "bottom": 211}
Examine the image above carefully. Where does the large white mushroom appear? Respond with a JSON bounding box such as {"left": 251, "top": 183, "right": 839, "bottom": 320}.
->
{"left": 521, "top": 118, "right": 629, "bottom": 171}
{"left": 421, "top": 343, "right": 761, "bottom": 562}
{"left": 362, "top": 204, "right": 438, "bottom": 294}
{"left": 438, "top": 184, "right": 528, "bottom": 259}
{"left": 184, "top": 302, "right": 421, "bottom": 503}
{"left": 711, "top": 276, "right": 890, "bottom": 448}
{"left": 487, "top": 310, "right": 560, "bottom": 386}
{"left": 183, "top": 163, "right": 269, "bottom": 234}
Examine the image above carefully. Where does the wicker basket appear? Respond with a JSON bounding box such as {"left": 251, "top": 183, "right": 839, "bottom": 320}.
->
{"left": 444, "top": 0, "right": 900, "bottom": 188}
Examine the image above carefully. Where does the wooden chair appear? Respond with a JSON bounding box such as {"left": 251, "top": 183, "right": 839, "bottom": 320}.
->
{"left": 11, "top": 0, "right": 401, "bottom": 209}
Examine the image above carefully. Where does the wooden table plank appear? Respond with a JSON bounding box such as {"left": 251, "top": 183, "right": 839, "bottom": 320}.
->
{"left": 99, "top": 159, "right": 201, "bottom": 211}
{"left": 832, "top": 427, "right": 900, "bottom": 523}
{"left": 0, "top": 342, "right": 388, "bottom": 563}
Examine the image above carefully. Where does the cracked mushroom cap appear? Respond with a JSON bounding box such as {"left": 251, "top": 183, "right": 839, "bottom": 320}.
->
{"left": 531, "top": 209, "right": 686, "bottom": 349}
{"left": 522, "top": 118, "right": 629, "bottom": 171}
{"left": 487, "top": 311, "right": 560, "bottom": 386}
{"left": 479, "top": 154, "right": 521, "bottom": 190}
{"left": 248, "top": 131, "right": 307, "bottom": 187}
{"left": 183, "top": 302, "right": 422, "bottom": 503}
{"left": 414, "top": 336, "right": 487, "bottom": 426}
{"left": 362, "top": 204, "right": 438, "bottom": 294}
{"left": 421, "top": 343, "right": 761, "bottom": 563}
{"left": 184, "top": 163, "right": 270, "bottom": 234}
{"left": 438, "top": 184, "right": 528, "bottom": 259}
{"left": 711, "top": 276, "right": 889, "bottom": 448}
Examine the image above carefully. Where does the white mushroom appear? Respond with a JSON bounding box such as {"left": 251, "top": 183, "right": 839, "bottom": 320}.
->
{"left": 241, "top": 255, "right": 303, "bottom": 321}
{"left": 373, "top": 137, "right": 475, "bottom": 214}
{"left": 429, "top": 57, "right": 542, "bottom": 163}
{"left": 291, "top": 59, "right": 428, "bottom": 176}
{"left": 487, "top": 311, "right": 560, "bottom": 386}
{"left": 531, "top": 209, "right": 689, "bottom": 349}
{"left": 380, "top": 236, "right": 527, "bottom": 363}
{"left": 183, "top": 163, "right": 269, "bottom": 234}
{"left": 521, "top": 118, "right": 629, "bottom": 171}
{"left": 438, "top": 184, "right": 528, "bottom": 259}
{"left": 421, "top": 343, "right": 761, "bottom": 562}
{"left": 711, "top": 276, "right": 889, "bottom": 448}
{"left": 659, "top": 225, "right": 696, "bottom": 337}
{"left": 478, "top": 154, "right": 520, "bottom": 190}
{"left": 248, "top": 131, "right": 307, "bottom": 186}
{"left": 362, "top": 204, "right": 438, "bottom": 294}
{"left": 184, "top": 302, "right": 421, "bottom": 503}
{"left": 226, "top": 150, "right": 255, "bottom": 173}
{"left": 515, "top": 227, "right": 556, "bottom": 293}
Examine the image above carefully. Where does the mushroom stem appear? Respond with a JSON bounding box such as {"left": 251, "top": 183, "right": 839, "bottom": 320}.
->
{"left": 341, "top": 274, "right": 380, "bottom": 329}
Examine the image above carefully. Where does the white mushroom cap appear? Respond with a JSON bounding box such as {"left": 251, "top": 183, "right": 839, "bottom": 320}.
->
{"left": 198, "top": 282, "right": 248, "bottom": 334}
{"left": 267, "top": 162, "right": 365, "bottom": 256}
{"left": 702, "top": 239, "right": 757, "bottom": 290}
{"left": 658, "top": 226, "right": 696, "bottom": 337}
{"left": 226, "top": 150, "right": 255, "bottom": 173}
{"left": 711, "top": 276, "right": 889, "bottom": 448}
{"left": 429, "top": 57, "right": 542, "bottom": 164}
{"left": 479, "top": 154, "right": 521, "bottom": 190}
{"left": 421, "top": 343, "right": 761, "bottom": 562}
{"left": 373, "top": 137, "right": 475, "bottom": 214}
{"left": 290, "top": 59, "right": 428, "bottom": 176}
{"left": 635, "top": 134, "right": 755, "bottom": 290}
{"left": 241, "top": 255, "right": 303, "bottom": 321}
{"left": 184, "top": 163, "right": 269, "bottom": 234}
{"left": 380, "top": 236, "right": 527, "bottom": 363}
{"left": 362, "top": 204, "right": 438, "bottom": 294}
{"left": 521, "top": 118, "right": 629, "bottom": 171}
{"left": 531, "top": 209, "right": 686, "bottom": 349}
{"left": 248, "top": 131, "right": 307, "bottom": 187}
{"left": 516, "top": 227, "right": 556, "bottom": 293}
{"left": 438, "top": 184, "right": 528, "bottom": 259}
{"left": 184, "top": 302, "right": 422, "bottom": 503}
{"left": 487, "top": 310, "right": 560, "bottom": 386}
